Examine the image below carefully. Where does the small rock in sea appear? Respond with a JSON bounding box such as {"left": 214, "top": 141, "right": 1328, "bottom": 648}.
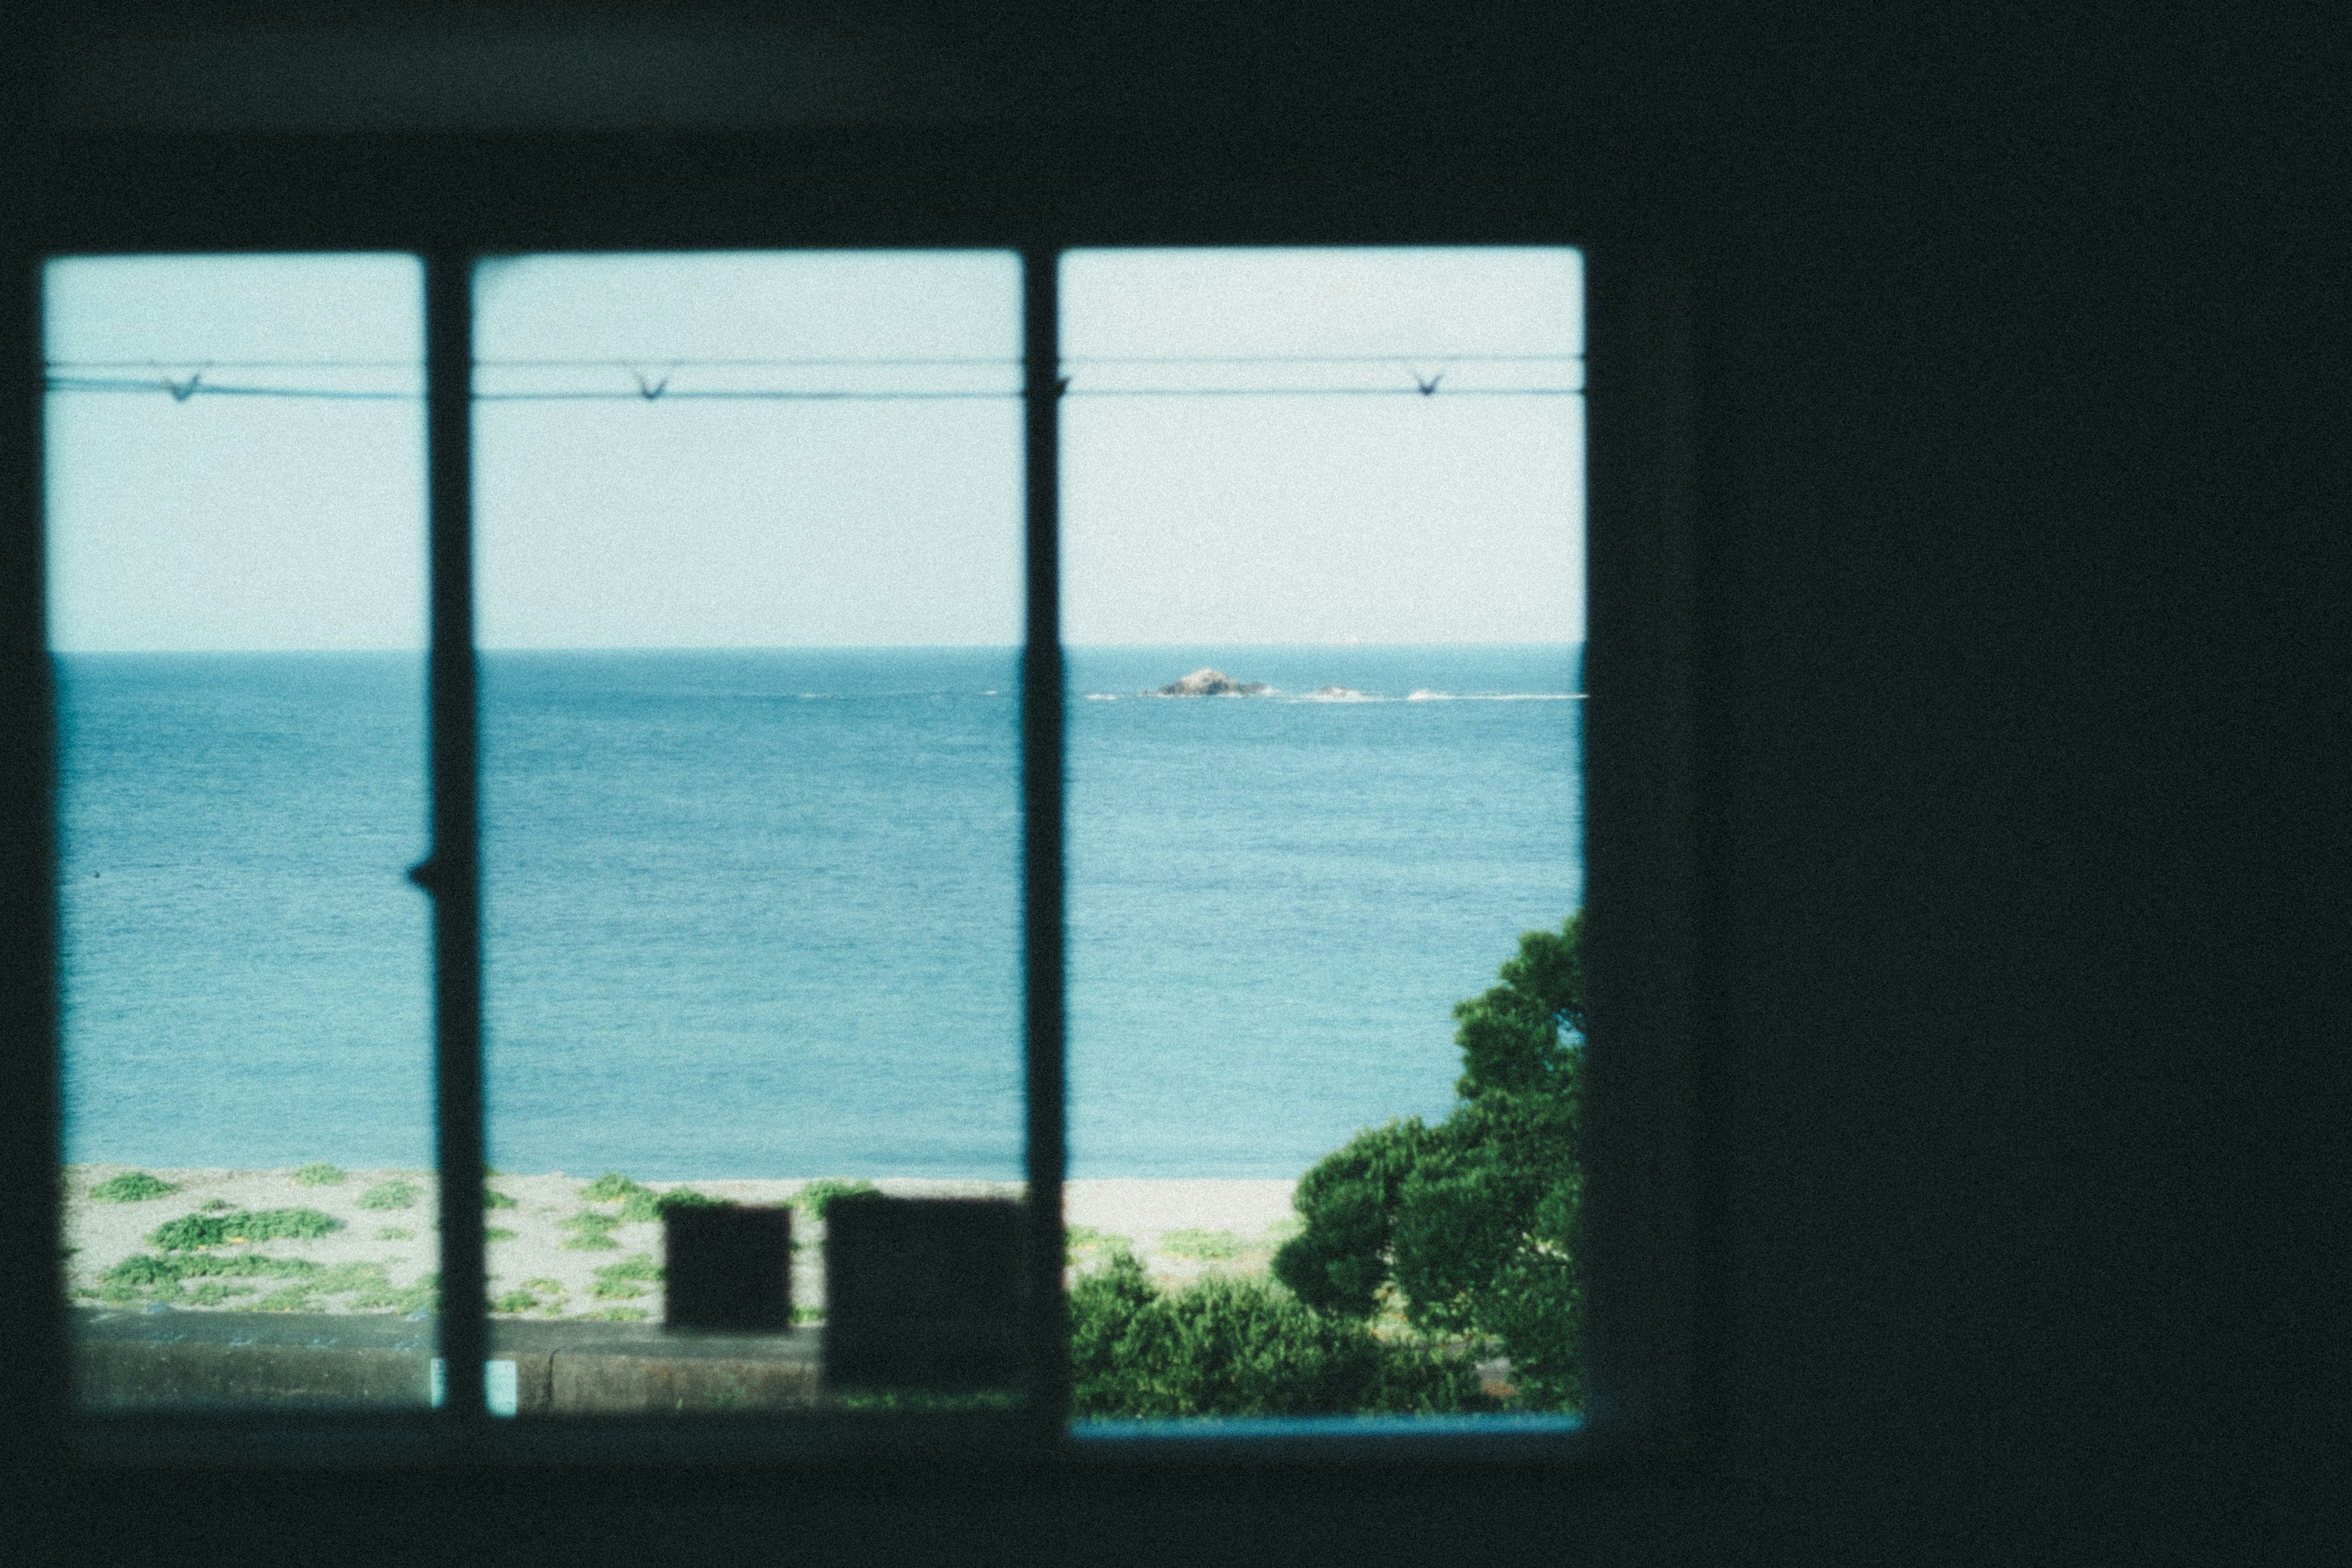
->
{"left": 1152, "top": 668, "right": 1272, "bottom": 697}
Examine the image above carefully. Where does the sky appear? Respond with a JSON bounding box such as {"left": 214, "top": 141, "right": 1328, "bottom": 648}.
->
{"left": 43, "top": 248, "right": 1583, "bottom": 651}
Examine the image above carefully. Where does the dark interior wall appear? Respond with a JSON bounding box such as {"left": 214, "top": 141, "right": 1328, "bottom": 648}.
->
{"left": 1, "top": 5, "right": 2335, "bottom": 1564}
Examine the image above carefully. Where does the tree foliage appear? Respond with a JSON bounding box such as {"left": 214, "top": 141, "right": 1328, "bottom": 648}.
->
{"left": 1272, "top": 911, "right": 1586, "bottom": 1409}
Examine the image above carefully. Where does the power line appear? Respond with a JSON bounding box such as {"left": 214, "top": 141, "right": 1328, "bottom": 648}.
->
{"left": 47, "top": 379, "right": 1583, "bottom": 402}
{"left": 45, "top": 351, "right": 1580, "bottom": 371}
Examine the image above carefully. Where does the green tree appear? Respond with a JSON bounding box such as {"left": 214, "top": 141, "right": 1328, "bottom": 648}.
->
{"left": 1272, "top": 911, "right": 1586, "bottom": 1409}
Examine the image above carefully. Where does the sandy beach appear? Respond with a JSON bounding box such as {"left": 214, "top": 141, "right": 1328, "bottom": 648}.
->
{"left": 63, "top": 1165, "right": 1302, "bottom": 1321}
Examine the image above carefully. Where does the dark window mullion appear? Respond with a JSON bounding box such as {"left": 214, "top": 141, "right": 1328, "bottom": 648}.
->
{"left": 422, "top": 252, "right": 488, "bottom": 1431}
{"left": 1021, "top": 247, "right": 1070, "bottom": 1439}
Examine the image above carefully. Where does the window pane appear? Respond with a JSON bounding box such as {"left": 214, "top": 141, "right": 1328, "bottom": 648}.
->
{"left": 474, "top": 254, "right": 1027, "bottom": 1415}
{"left": 47, "top": 255, "right": 438, "bottom": 1411}
{"left": 1062, "top": 249, "right": 1587, "bottom": 1423}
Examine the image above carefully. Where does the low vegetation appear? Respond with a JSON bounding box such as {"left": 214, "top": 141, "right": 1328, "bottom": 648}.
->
{"left": 92, "top": 1249, "right": 435, "bottom": 1313}
{"left": 291, "top": 1162, "right": 345, "bottom": 1186}
{"left": 375, "top": 1226, "right": 415, "bottom": 1241}
{"left": 89, "top": 1171, "right": 178, "bottom": 1203}
{"left": 794, "top": 1178, "right": 880, "bottom": 1218}
{"left": 146, "top": 1207, "right": 342, "bottom": 1250}
{"left": 1159, "top": 1228, "right": 1248, "bottom": 1262}
{"left": 483, "top": 1186, "right": 518, "bottom": 1210}
{"left": 590, "top": 1254, "right": 663, "bottom": 1299}
{"left": 357, "top": 1179, "right": 418, "bottom": 1211}
{"left": 577, "top": 1171, "right": 732, "bottom": 1223}
{"left": 561, "top": 1211, "right": 623, "bottom": 1250}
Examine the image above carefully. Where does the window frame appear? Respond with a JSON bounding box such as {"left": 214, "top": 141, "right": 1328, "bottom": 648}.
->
{"left": 3, "top": 141, "right": 1694, "bottom": 1471}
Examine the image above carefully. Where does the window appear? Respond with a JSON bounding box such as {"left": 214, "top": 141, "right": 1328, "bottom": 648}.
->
{"left": 12, "top": 206, "right": 1691, "bottom": 1462}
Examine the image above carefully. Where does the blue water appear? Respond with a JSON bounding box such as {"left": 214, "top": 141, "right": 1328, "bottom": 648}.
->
{"left": 58, "top": 647, "right": 1580, "bottom": 1179}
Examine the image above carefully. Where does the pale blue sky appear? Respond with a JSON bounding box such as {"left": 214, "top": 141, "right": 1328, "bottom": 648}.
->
{"left": 43, "top": 248, "right": 1582, "bottom": 651}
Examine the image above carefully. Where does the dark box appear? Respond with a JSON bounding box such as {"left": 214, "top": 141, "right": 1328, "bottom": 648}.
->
{"left": 822, "top": 1197, "right": 1027, "bottom": 1392}
{"left": 662, "top": 1205, "right": 793, "bottom": 1334}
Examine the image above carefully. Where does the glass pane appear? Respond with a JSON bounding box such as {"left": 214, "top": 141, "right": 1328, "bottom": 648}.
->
{"left": 474, "top": 253, "right": 1026, "bottom": 1417}
{"left": 1063, "top": 249, "right": 1586, "bottom": 1423}
{"left": 47, "top": 255, "right": 437, "bottom": 1410}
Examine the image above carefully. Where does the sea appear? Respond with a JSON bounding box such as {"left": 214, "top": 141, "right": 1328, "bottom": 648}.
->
{"left": 56, "top": 646, "right": 1581, "bottom": 1180}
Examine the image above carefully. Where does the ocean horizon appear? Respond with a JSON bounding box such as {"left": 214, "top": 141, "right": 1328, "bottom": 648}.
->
{"left": 58, "top": 644, "right": 1582, "bottom": 1180}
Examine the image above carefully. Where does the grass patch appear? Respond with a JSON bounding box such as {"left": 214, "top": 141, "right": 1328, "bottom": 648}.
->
{"left": 252, "top": 1284, "right": 322, "bottom": 1313}
{"left": 561, "top": 1211, "right": 623, "bottom": 1250}
{"left": 291, "top": 1162, "right": 345, "bottom": 1186}
{"left": 102, "top": 1252, "right": 322, "bottom": 1287}
{"left": 375, "top": 1226, "right": 415, "bottom": 1241}
{"left": 579, "top": 1172, "right": 730, "bottom": 1223}
{"left": 146, "top": 1208, "right": 343, "bottom": 1250}
{"left": 1066, "top": 1224, "right": 1133, "bottom": 1261}
{"left": 579, "top": 1171, "right": 652, "bottom": 1203}
{"left": 1160, "top": 1228, "right": 1248, "bottom": 1262}
{"left": 796, "top": 1178, "right": 881, "bottom": 1219}
{"left": 89, "top": 1170, "right": 178, "bottom": 1203}
{"left": 178, "top": 1282, "right": 256, "bottom": 1306}
{"left": 653, "top": 1188, "right": 734, "bottom": 1214}
{"left": 579, "top": 1306, "right": 650, "bottom": 1322}
{"left": 486, "top": 1227, "right": 517, "bottom": 1243}
{"left": 484, "top": 1186, "right": 518, "bottom": 1210}
{"left": 357, "top": 1179, "right": 418, "bottom": 1211}
{"left": 200, "top": 1199, "right": 232, "bottom": 1212}
{"left": 590, "top": 1253, "right": 663, "bottom": 1299}
{"left": 490, "top": 1289, "right": 540, "bottom": 1314}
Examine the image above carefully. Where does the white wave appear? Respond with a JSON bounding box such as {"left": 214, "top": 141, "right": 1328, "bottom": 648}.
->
{"left": 1085, "top": 693, "right": 1118, "bottom": 701}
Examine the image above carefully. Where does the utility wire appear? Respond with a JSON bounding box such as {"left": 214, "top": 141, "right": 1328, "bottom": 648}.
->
{"left": 47, "top": 380, "right": 1584, "bottom": 401}
{"left": 46, "top": 351, "right": 1581, "bottom": 371}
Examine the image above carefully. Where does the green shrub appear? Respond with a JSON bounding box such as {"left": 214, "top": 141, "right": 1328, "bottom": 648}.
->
{"left": 357, "top": 1180, "right": 418, "bottom": 1211}
{"left": 486, "top": 1227, "right": 517, "bottom": 1242}
{"left": 200, "top": 1199, "right": 232, "bottom": 1212}
{"left": 375, "top": 1226, "right": 415, "bottom": 1241}
{"left": 147, "top": 1207, "right": 342, "bottom": 1250}
{"left": 1069, "top": 1249, "right": 1488, "bottom": 1419}
{"left": 291, "top": 1162, "right": 345, "bottom": 1186}
{"left": 491, "top": 1289, "right": 540, "bottom": 1314}
{"left": 795, "top": 1179, "right": 881, "bottom": 1219}
{"left": 89, "top": 1171, "right": 178, "bottom": 1203}
{"left": 1160, "top": 1228, "right": 1247, "bottom": 1262}
{"left": 580, "top": 1306, "right": 650, "bottom": 1322}
{"left": 483, "top": 1186, "right": 518, "bottom": 1210}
